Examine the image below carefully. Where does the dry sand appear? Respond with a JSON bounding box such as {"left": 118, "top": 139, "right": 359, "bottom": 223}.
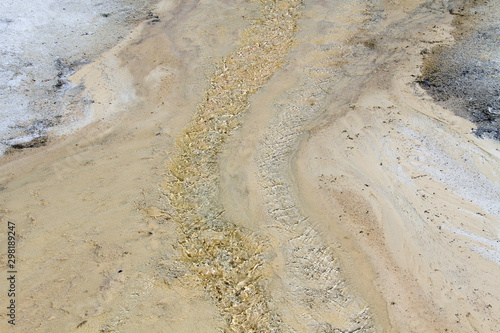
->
{"left": 1, "top": 0, "right": 499, "bottom": 332}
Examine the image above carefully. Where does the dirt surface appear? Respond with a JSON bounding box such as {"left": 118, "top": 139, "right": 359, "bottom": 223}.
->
{"left": 1, "top": 0, "right": 500, "bottom": 332}
{"left": 0, "top": 0, "right": 157, "bottom": 154}
{"left": 419, "top": 0, "right": 500, "bottom": 139}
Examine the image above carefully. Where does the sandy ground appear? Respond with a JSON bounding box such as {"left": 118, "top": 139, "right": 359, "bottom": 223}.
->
{"left": 1, "top": 0, "right": 500, "bottom": 332}
{"left": 0, "top": 0, "right": 156, "bottom": 154}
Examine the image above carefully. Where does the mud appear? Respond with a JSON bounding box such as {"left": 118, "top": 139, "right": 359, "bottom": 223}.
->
{"left": 0, "top": 0, "right": 499, "bottom": 332}
{"left": 419, "top": 0, "right": 500, "bottom": 140}
{"left": 0, "top": 0, "right": 158, "bottom": 154}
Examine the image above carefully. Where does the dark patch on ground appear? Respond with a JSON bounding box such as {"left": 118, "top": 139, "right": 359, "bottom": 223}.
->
{"left": 9, "top": 136, "right": 48, "bottom": 150}
{"left": 53, "top": 58, "right": 90, "bottom": 91}
{"left": 418, "top": 1, "right": 500, "bottom": 140}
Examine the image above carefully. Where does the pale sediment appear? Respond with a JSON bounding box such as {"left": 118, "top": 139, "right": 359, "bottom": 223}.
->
{"left": 251, "top": 1, "right": 384, "bottom": 330}
{"left": 419, "top": 0, "right": 500, "bottom": 140}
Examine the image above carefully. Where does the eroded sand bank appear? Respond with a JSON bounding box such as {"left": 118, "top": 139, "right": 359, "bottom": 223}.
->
{"left": 1, "top": 0, "right": 499, "bottom": 332}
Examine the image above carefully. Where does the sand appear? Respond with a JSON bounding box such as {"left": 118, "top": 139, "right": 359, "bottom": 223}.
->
{"left": 0, "top": 0, "right": 499, "bottom": 332}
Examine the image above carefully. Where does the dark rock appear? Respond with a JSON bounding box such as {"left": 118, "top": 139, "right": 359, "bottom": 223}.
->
{"left": 10, "top": 136, "right": 48, "bottom": 149}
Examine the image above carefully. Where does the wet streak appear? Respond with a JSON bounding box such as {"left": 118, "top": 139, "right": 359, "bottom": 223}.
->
{"left": 163, "top": 1, "right": 302, "bottom": 331}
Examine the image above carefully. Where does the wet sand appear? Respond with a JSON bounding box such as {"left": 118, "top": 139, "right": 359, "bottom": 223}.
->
{"left": 1, "top": 0, "right": 499, "bottom": 332}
